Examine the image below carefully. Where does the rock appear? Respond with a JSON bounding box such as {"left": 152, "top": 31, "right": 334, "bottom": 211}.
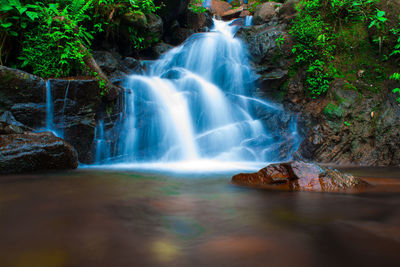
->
{"left": 0, "top": 122, "right": 23, "bottom": 135}
{"left": 122, "top": 57, "right": 141, "bottom": 71}
{"left": 236, "top": 23, "right": 285, "bottom": 65}
{"left": 152, "top": 42, "right": 174, "bottom": 58}
{"left": 93, "top": 51, "right": 129, "bottom": 78}
{"left": 10, "top": 103, "right": 46, "bottom": 129}
{"left": 280, "top": 0, "right": 299, "bottom": 22}
{"left": 0, "top": 132, "right": 78, "bottom": 174}
{"left": 291, "top": 77, "right": 400, "bottom": 166}
{"left": 169, "top": 22, "right": 194, "bottom": 45}
{"left": 211, "top": 0, "right": 232, "bottom": 17}
{"left": 232, "top": 161, "right": 368, "bottom": 192}
{"left": 47, "top": 79, "right": 101, "bottom": 164}
{"left": 253, "top": 2, "right": 281, "bottom": 25}
{"left": 236, "top": 23, "right": 289, "bottom": 94}
{"left": 0, "top": 111, "right": 25, "bottom": 128}
{"left": 239, "top": 10, "right": 251, "bottom": 18}
{"left": 123, "top": 11, "right": 147, "bottom": 28}
{"left": 222, "top": 7, "right": 244, "bottom": 20}
{"left": 187, "top": 9, "right": 208, "bottom": 30}
{"left": 0, "top": 66, "right": 46, "bottom": 112}
{"left": 147, "top": 13, "right": 163, "bottom": 35}
{"left": 154, "top": 0, "right": 190, "bottom": 26}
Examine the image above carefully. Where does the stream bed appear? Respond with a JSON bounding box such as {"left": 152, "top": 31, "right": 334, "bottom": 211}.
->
{"left": 1, "top": 167, "right": 400, "bottom": 267}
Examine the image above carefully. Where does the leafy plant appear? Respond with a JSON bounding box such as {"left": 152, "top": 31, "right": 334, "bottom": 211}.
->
{"left": 0, "top": 0, "right": 160, "bottom": 79}
{"left": 289, "top": 0, "right": 377, "bottom": 98}
{"left": 368, "top": 9, "right": 388, "bottom": 53}
{"left": 390, "top": 17, "right": 400, "bottom": 102}
{"left": 275, "top": 34, "right": 284, "bottom": 49}
{"left": 189, "top": 0, "right": 206, "bottom": 14}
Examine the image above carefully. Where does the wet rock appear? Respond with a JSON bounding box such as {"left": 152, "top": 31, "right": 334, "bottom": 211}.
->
{"left": 147, "top": 13, "right": 163, "bottom": 35}
{"left": 152, "top": 42, "right": 174, "bottom": 58}
{"left": 46, "top": 79, "right": 102, "bottom": 163}
{"left": 253, "top": 2, "right": 281, "bottom": 25}
{"left": 232, "top": 161, "right": 367, "bottom": 192}
{"left": 10, "top": 103, "right": 46, "bottom": 129}
{"left": 169, "top": 22, "right": 194, "bottom": 45}
{"left": 0, "top": 132, "right": 78, "bottom": 174}
{"left": 211, "top": 0, "right": 232, "bottom": 17}
{"left": 122, "top": 57, "right": 141, "bottom": 71}
{"left": 93, "top": 51, "right": 129, "bottom": 78}
{"left": 0, "top": 111, "right": 24, "bottom": 128}
{"left": 236, "top": 23, "right": 289, "bottom": 94}
{"left": 0, "top": 66, "right": 45, "bottom": 111}
{"left": 187, "top": 9, "right": 212, "bottom": 30}
{"left": 0, "top": 122, "right": 23, "bottom": 135}
{"left": 236, "top": 23, "right": 285, "bottom": 65}
{"left": 123, "top": 11, "right": 147, "bottom": 28}
{"left": 222, "top": 7, "right": 244, "bottom": 20}
{"left": 239, "top": 10, "right": 251, "bottom": 18}
{"left": 154, "top": 0, "right": 190, "bottom": 26}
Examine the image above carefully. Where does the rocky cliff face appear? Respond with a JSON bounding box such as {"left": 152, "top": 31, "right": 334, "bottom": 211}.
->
{"left": 0, "top": 66, "right": 104, "bottom": 164}
{"left": 236, "top": 1, "right": 400, "bottom": 166}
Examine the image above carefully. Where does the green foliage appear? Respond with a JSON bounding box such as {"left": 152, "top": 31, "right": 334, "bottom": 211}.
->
{"left": 0, "top": 0, "right": 160, "bottom": 78}
{"left": 189, "top": 0, "right": 206, "bottom": 14}
{"left": 289, "top": 0, "right": 377, "bottom": 98}
{"left": 368, "top": 9, "right": 388, "bottom": 53}
{"left": 275, "top": 34, "right": 284, "bottom": 49}
{"left": 18, "top": 1, "right": 94, "bottom": 77}
{"left": 390, "top": 17, "right": 400, "bottom": 102}
{"left": 323, "top": 102, "right": 342, "bottom": 119}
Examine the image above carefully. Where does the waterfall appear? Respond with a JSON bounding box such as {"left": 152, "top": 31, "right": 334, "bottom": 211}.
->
{"left": 44, "top": 79, "right": 63, "bottom": 137}
{"left": 45, "top": 80, "right": 54, "bottom": 132}
{"left": 96, "top": 19, "right": 300, "bottom": 171}
{"left": 94, "top": 120, "right": 110, "bottom": 164}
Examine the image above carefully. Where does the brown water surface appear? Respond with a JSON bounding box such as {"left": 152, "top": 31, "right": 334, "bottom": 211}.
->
{"left": 0, "top": 167, "right": 400, "bottom": 267}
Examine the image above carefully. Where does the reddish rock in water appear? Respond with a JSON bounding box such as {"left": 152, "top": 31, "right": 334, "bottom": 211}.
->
{"left": 0, "top": 132, "right": 78, "bottom": 174}
{"left": 232, "top": 161, "right": 367, "bottom": 192}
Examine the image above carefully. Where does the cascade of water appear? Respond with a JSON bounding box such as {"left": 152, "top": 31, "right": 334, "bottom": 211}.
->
{"left": 97, "top": 19, "right": 300, "bottom": 170}
{"left": 44, "top": 80, "right": 63, "bottom": 137}
{"left": 94, "top": 120, "right": 110, "bottom": 163}
{"left": 45, "top": 80, "right": 54, "bottom": 131}
{"left": 245, "top": 16, "right": 253, "bottom": 26}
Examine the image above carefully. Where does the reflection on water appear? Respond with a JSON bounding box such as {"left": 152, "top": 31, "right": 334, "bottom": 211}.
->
{"left": 0, "top": 168, "right": 400, "bottom": 267}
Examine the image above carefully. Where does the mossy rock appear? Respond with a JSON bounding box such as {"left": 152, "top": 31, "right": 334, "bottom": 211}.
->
{"left": 323, "top": 102, "right": 343, "bottom": 120}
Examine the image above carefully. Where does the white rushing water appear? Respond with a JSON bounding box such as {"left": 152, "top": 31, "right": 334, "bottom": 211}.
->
{"left": 93, "top": 19, "right": 300, "bottom": 172}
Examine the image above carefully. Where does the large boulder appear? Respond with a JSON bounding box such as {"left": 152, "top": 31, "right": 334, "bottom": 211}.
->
{"left": 253, "top": 2, "right": 282, "bottom": 25}
{"left": 232, "top": 161, "right": 368, "bottom": 192}
{"left": 0, "top": 66, "right": 46, "bottom": 112}
{"left": 155, "top": 0, "right": 190, "bottom": 26}
{"left": 0, "top": 132, "right": 78, "bottom": 174}
{"left": 211, "top": 0, "right": 232, "bottom": 17}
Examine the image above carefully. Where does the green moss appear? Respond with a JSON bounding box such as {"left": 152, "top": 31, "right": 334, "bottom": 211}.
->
{"left": 323, "top": 102, "right": 343, "bottom": 119}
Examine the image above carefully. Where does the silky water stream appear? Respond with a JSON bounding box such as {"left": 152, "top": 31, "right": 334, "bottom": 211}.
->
{"left": 93, "top": 19, "right": 299, "bottom": 172}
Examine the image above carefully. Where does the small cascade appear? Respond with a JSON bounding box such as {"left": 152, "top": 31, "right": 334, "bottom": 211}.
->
{"left": 96, "top": 19, "right": 300, "bottom": 170}
{"left": 94, "top": 120, "right": 110, "bottom": 163}
{"left": 45, "top": 80, "right": 54, "bottom": 132}
{"left": 44, "top": 80, "right": 62, "bottom": 137}
{"left": 59, "top": 80, "right": 71, "bottom": 138}
{"left": 245, "top": 16, "right": 253, "bottom": 26}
